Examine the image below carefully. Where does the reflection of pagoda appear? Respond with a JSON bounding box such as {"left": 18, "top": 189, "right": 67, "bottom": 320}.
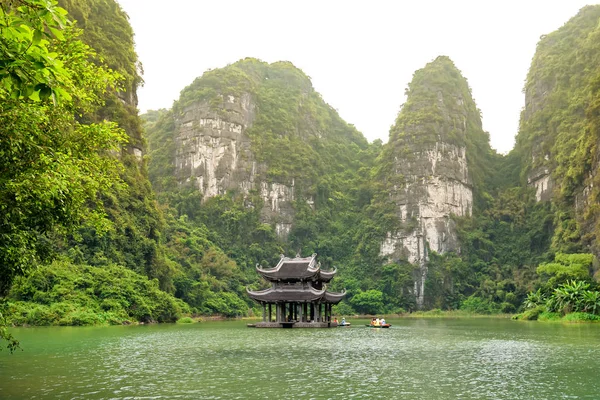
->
{"left": 247, "top": 253, "right": 345, "bottom": 328}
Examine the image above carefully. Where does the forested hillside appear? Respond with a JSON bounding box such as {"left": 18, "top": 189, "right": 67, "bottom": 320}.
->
{"left": 0, "top": 0, "right": 185, "bottom": 340}
{"left": 4, "top": 1, "right": 600, "bottom": 346}
{"left": 143, "top": 58, "right": 389, "bottom": 314}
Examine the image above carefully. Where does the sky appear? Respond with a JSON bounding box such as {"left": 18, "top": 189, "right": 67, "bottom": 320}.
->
{"left": 117, "top": 0, "right": 598, "bottom": 154}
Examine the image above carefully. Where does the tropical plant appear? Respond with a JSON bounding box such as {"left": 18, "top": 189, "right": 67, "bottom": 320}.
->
{"left": 581, "top": 290, "right": 600, "bottom": 314}
{"left": 551, "top": 280, "right": 590, "bottom": 314}
{"left": 524, "top": 289, "right": 545, "bottom": 309}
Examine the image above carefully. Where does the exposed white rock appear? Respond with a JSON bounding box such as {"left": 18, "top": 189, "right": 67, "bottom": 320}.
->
{"left": 381, "top": 231, "right": 426, "bottom": 264}
{"left": 260, "top": 182, "right": 294, "bottom": 212}
{"left": 380, "top": 141, "right": 472, "bottom": 308}
{"left": 528, "top": 166, "right": 553, "bottom": 202}
{"left": 174, "top": 92, "right": 296, "bottom": 239}
{"left": 276, "top": 223, "right": 292, "bottom": 238}
{"left": 533, "top": 174, "right": 550, "bottom": 202}
{"left": 132, "top": 147, "right": 143, "bottom": 160}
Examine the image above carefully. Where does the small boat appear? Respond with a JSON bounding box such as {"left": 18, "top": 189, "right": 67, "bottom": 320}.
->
{"left": 339, "top": 322, "right": 351, "bottom": 327}
{"left": 366, "top": 324, "right": 392, "bottom": 328}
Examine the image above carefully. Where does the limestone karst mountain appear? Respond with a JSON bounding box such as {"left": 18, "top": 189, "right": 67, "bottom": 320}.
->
{"left": 375, "top": 56, "right": 494, "bottom": 307}
{"left": 145, "top": 58, "right": 371, "bottom": 239}
{"left": 515, "top": 5, "right": 600, "bottom": 255}
{"left": 56, "top": 0, "right": 173, "bottom": 290}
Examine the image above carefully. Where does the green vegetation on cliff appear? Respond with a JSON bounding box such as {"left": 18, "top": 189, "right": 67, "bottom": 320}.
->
{"left": 0, "top": 0, "right": 192, "bottom": 350}
{"left": 514, "top": 253, "right": 600, "bottom": 321}
{"left": 0, "top": 0, "right": 126, "bottom": 297}
{"left": 144, "top": 58, "right": 384, "bottom": 314}
{"left": 515, "top": 5, "right": 600, "bottom": 254}
{"left": 5, "top": 2, "right": 600, "bottom": 346}
{"left": 53, "top": 0, "right": 173, "bottom": 291}
{"left": 379, "top": 56, "right": 495, "bottom": 203}
{"left": 0, "top": 0, "right": 142, "bottom": 349}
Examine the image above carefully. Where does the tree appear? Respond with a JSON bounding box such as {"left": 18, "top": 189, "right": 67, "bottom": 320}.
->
{"left": 0, "top": 0, "right": 126, "bottom": 351}
{"left": 350, "top": 290, "right": 384, "bottom": 315}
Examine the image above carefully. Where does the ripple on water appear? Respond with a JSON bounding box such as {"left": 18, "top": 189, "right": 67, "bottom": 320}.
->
{"left": 2, "top": 320, "right": 600, "bottom": 399}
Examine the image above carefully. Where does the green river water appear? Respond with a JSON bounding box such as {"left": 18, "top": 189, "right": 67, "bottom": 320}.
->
{"left": 1, "top": 318, "right": 600, "bottom": 399}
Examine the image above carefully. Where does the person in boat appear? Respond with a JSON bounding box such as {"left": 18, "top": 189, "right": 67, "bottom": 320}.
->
{"left": 341, "top": 317, "right": 346, "bottom": 326}
{"left": 334, "top": 317, "right": 338, "bottom": 324}
{"left": 374, "top": 318, "right": 380, "bottom": 327}
{"left": 380, "top": 317, "right": 386, "bottom": 326}
{"left": 371, "top": 317, "right": 376, "bottom": 326}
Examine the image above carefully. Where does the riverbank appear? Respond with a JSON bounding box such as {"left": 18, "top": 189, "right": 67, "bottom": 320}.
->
{"left": 334, "top": 310, "right": 511, "bottom": 319}
{"left": 4, "top": 262, "right": 189, "bottom": 327}
{"left": 513, "top": 309, "right": 600, "bottom": 322}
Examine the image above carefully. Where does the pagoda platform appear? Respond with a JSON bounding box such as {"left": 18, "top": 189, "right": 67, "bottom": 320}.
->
{"left": 246, "top": 254, "right": 345, "bottom": 328}
{"left": 247, "top": 321, "right": 339, "bottom": 328}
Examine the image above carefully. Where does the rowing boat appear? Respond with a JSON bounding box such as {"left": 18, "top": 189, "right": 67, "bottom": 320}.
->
{"left": 365, "top": 324, "right": 391, "bottom": 328}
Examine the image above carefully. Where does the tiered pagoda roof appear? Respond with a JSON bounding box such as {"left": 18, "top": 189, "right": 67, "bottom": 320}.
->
{"left": 255, "top": 253, "right": 337, "bottom": 282}
{"left": 247, "top": 254, "right": 345, "bottom": 304}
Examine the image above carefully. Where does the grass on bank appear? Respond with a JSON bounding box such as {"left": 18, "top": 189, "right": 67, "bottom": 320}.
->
{"left": 513, "top": 306, "right": 600, "bottom": 322}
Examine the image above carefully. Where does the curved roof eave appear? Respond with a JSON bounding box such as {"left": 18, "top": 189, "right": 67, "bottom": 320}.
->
{"left": 255, "top": 254, "right": 321, "bottom": 281}
{"left": 318, "top": 267, "right": 337, "bottom": 281}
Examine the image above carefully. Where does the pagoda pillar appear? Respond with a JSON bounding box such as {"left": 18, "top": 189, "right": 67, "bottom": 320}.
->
{"left": 262, "top": 303, "right": 266, "bottom": 322}
{"left": 268, "top": 303, "right": 272, "bottom": 322}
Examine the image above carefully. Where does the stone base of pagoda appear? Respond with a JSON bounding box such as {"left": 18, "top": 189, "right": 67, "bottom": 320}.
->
{"left": 251, "top": 321, "right": 339, "bottom": 328}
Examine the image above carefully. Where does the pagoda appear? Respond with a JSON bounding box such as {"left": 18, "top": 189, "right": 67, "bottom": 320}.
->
{"left": 247, "top": 253, "right": 345, "bottom": 328}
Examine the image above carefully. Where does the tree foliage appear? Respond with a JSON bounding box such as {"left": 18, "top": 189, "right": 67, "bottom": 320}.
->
{"left": 7, "top": 260, "right": 188, "bottom": 325}
{"left": 0, "top": 0, "right": 129, "bottom": 351}
{"left": 0, "top": 0, "right": 126, "bottom": 297}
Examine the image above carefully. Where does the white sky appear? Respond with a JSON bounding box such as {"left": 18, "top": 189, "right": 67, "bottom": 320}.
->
{"left": 117, "top": 0, "right": 597, "bottom": 154}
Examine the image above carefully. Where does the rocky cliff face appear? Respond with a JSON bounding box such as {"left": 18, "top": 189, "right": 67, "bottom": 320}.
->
{"left": 519, "top": 35, "right": 559, "bottom": 203}
{"left": 516, "top": 5, "right": 600, "bottom": 253}
{"left": 153, "top": 58, "right": 368, "bottom": 240}
{"left": 175, "top": 93, "right": 255, "bottom": 198}
{"left": 174, "top": 92, "right": 296, "bottom": 237}
{"left": 378, "top": 56, "right": 489, "bottom": 307}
